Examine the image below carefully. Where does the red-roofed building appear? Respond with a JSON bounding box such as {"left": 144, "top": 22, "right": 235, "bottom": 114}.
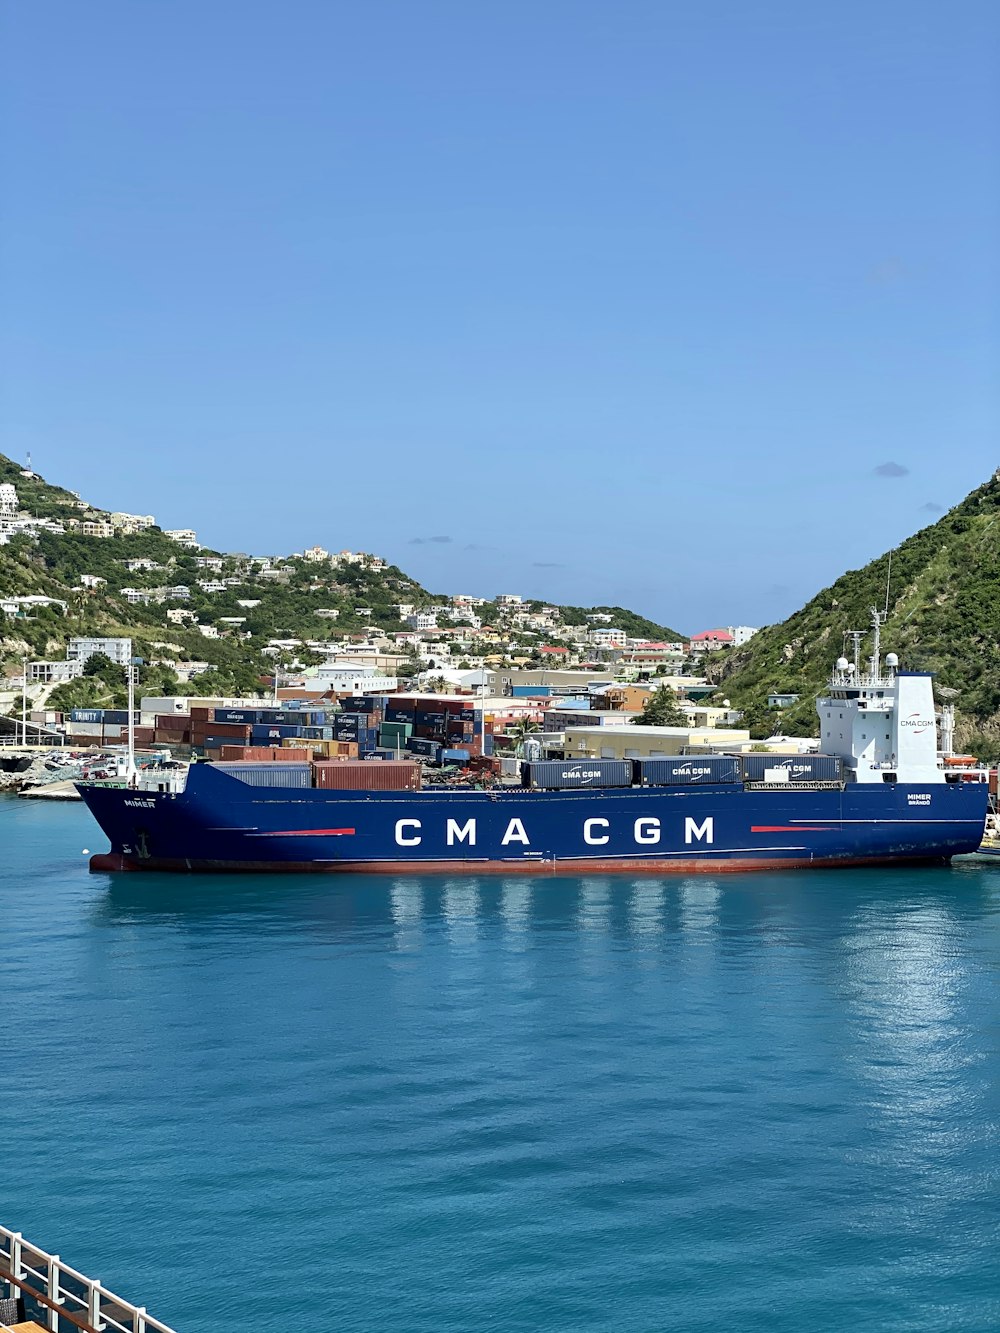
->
{"left": 540, "top": 645, "right": 569, "bottom": 655}
{"left": 688, "top": 629, "right": 734, "bottom": 653}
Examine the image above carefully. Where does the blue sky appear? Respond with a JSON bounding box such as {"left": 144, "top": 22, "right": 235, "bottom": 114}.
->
{"left": 2, "top": 2, "right": 998, "bottom": 633}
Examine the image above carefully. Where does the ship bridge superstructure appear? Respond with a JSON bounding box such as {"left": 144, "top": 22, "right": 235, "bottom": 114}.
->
{"left": 817, "top": 609, "right": 943, "bottom": 784}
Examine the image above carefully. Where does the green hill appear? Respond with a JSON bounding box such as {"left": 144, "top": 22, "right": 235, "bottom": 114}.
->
{"left": 712, "top": 471, "right": 1000, "bottom": 754}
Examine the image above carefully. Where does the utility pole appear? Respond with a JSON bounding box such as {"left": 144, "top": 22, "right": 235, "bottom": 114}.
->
{"left": 21, "top": 655, "right": 28, "bottom": 747}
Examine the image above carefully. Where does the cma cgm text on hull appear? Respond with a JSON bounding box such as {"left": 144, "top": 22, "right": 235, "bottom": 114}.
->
{"left": 79, "top": 611, "right": 990, "bottom": 874}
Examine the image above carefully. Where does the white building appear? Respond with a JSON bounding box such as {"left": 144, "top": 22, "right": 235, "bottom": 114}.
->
{"left": 0, "top": 483, "right": 17, "bottom": 516}
{"left": 81, "top": 519, "right": 114, "bottom": 538}
{"left": 728, "top": 625, "right": 760, "bottom": 646}
{"left": 110, "top": 512, "right": 156, "bottom": 534}
{"left": 67, "top": 636, "right": 133, "bottom": 666}
{"left": 166, "top": 608, "right": 197, "bottom": 625}
{"left": 123, "top": 558, "right": 161, "bottom": 573}
{"left": 164, "top": 529, "right": 199, "bottom": 547}
{"left": 497, "top": 594, "right": 523, "bottom": 606}
{"left": 28, "top": 659, "right": 84, "bottom": 683}
{"left": 310, "top": 661, "right": 398, "bottom": 694}
{"left": 78, "top": 574, "right": 106, "bottom": 589}
{"left": 194, "top": 556, "right": 223, "bottom": 571}
{"left": 198, "top": 624, "right": 220, "bottom": 639}
{"left": 589, "top": 627, "right": 627, "bottom": 647}
{"left": 303, "top": 545, "right": 330, "bottom": 562}
{"left": 119, "top": 587, "right": 150, "bottom": 605}
{"left": 197, "top": 580, "right": 226, "bottom": 594}
{"left": 406, "top": 612, "right": 438, "bottom": 631}
{"left": 316, "top": 608, "right": 340, "bottom": 619}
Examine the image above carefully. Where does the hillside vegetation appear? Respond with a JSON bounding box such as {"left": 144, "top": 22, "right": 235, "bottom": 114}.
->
{"left": 713, "top": 472, "right": 1000, "bottom": 753}
{"left": 0, "top": 453, "right": 682, "bottom": 690}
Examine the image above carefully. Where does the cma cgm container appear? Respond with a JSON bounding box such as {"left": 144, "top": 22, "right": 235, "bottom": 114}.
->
{"left": 523, "top": 759, "right": 632, "bottom": 790}
{"left": 633, "top": 756, "right": 742, "bottom": 786}
{"left": 742, "top": 755, "right": 843, "bottom": 783}
{"left": 312, "top": 760, "right": 422, "bottom": 791}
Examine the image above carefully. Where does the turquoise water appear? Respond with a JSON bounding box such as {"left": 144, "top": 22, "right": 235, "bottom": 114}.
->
{"left": 2, "top": 798, "right": 999, "bottom": 1332}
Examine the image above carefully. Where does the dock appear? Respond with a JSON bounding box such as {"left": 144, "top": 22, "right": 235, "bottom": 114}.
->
{"left": 16, "top": 780, "right": 82, "bottom": 801}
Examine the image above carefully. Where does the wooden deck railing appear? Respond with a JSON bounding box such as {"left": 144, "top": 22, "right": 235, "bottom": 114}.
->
{"left": 0, "top": 1227, "right": 176, "bottom": 1333}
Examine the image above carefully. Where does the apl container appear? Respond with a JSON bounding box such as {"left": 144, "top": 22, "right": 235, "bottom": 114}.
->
{"left": 633, "top": 756, "right": 742, "bottom": 786}
{"left": 741, "top": 754, "right": 843, "bottom": 783}
{"left": 522, "top": 759, "right": 632, "bottom": 790}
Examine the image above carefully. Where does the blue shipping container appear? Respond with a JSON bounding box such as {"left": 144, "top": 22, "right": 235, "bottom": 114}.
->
{"left": 441, "top": 748, "right": 471, "bottom": 763}
{"left": 741, "top": 754, "right": 843, "bottom": 783}
{"left": 250, "top": 723, "right": 306, "bottom": 742}
{"left": 523, "top": 759, "right": 631, "bottom": 790}
{"left": 406, "top": 737, "right": 441, "bottom": 757}
{"left": 632, "top": 756, "right": 741, "bottom": 786}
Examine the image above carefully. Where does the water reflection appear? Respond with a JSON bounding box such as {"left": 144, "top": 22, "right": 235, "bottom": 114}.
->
{"left": 92, "top": 864, "right": 1000, "bottom": 953}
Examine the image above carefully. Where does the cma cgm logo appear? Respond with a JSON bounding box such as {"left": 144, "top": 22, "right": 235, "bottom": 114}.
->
{"left": 394, "top": 817, "right": 715, "bottom": 847}
{"left": 900, "top": 712, "right": 934, "bottom": 730}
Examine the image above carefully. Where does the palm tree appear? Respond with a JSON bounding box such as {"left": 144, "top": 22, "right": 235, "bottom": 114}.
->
{"left": 508, "top": 716, "right": 541, "bottom": 757}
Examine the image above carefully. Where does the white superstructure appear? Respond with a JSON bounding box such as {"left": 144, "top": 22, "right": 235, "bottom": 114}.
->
{"left": 817, "top": 610, "right": 943, "bottom": 784}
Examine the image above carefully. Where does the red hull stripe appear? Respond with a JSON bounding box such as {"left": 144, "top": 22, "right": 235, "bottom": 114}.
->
{"left": 89, "top": 852, "right": 951, "bottom": 876}
{"left": 249, "top": 828, "right": 356, "bottom": 837}
{"left": 751, "top": 825, "right": 830, "bottom": 833}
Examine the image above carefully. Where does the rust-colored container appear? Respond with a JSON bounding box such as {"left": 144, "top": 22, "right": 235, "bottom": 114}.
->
{"left": 312, "top": 760, "right": 422, "bottom": 791}
{"left": 155, "top": 714, "right": 191, "bottom": 732}
{"left": 199, "top": 721, "right": 252, "bottom": 740}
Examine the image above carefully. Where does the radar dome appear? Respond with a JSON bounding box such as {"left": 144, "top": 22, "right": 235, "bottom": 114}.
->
{"left": 836, "top": 657, "right": 849, "bottom": 671}
{"left": 886, "top": 652, "right": 899, "bottom": 667}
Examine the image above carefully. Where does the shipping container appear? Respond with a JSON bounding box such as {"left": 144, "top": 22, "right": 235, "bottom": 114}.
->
{"left": 154, "top": 714, "right": 192, "bottom": 732}
{"left": 201, "top": 721, "right": 253, "bottom": 739}
{"left": 741, "top": 754, "right": 843, "bottom": 783}
{"left": 212, "top": 709, "right": 264, "bottom": 725}
{"left": 385, "top": 713, "right": 416, "bottom": 728}
{"left": 441, "top": 748, "right": 471, "bottom": 764}
{"left": 210, "top": 762, "right": 312, "bottom": 789}
{"left": 522, "top": 759, "right": 632, "bottom": 790}
{"left": 311, "top": 759, "right": 422, "bottom": 791}
{"left": 406, "top": 737, "right": 442, "bottom": 758}
{"left": 249, "top": 723, "right": 329, "bottom": 742}
{"left": 633, "top": 756, "right": 742, "bottom": 787}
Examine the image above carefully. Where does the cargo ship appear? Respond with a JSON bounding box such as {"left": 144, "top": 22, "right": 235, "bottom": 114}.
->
{"left": 79, "top": 615, "right": 989, "bottom": 874}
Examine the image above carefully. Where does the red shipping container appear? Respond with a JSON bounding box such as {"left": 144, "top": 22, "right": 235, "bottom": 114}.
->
{"left": 199, "top": 721, "right": 252, "bottom": 739}
{"left": 155, "top": 714, "right": 192, "bottom": 732}
{"left": 311, "top": 760, "right": 422, "bottom": 791}
{"left": 190, "top": 707, "right": 212, "bottom": 721}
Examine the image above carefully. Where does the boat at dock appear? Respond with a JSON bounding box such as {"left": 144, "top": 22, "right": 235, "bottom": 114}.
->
{"left": 78, "top": 612, "right": 990, "bottom": 875}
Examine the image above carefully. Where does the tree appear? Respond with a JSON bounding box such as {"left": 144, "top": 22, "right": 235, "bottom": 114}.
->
{"left": 633, "top": 686, "right": 688, "bottom": 727}
{"left": 82, "top": 651, "right": 123, "bottom": 685}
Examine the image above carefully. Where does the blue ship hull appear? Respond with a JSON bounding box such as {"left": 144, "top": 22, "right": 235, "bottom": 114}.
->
{"left": 79, "top": 764, "right": 989, "bottom": 874}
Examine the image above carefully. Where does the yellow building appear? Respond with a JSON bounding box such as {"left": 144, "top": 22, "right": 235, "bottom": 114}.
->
{"left": 563, "top": 724, "right": 752, "bottom": 759}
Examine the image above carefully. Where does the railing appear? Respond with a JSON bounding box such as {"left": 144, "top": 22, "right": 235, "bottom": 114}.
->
{"left": 0, "top": 735, "right": 68, "bottom": 749}
{"left": 0, "top": 1226, "right": 176, "bottom": 1333}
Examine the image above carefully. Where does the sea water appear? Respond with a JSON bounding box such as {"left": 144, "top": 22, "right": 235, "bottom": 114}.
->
{"left": 1, "top": 797, "right": 999, "bottom": 1332}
